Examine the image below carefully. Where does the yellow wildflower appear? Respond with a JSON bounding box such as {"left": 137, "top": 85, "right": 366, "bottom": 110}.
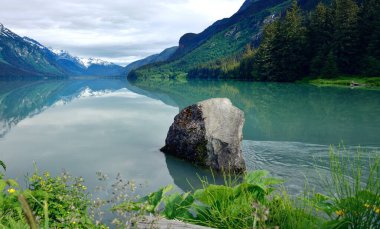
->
{"left": 7, "top": 188, "right": 16, "bottom": 194}
{"left": 375, "top": 207, "right": 380, "bottom": 215}
{"left": 335, "top": 210, "right": 344, "bottom": 216}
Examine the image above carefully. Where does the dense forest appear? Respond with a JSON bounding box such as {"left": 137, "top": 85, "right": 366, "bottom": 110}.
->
{"left": 188, "top": 0, "right": 380, "bottom": 82}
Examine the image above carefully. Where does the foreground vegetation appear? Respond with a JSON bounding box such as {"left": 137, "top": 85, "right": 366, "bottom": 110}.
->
{"left": 0, "top": 165, "right": 99, "bottom": 228}
{"left": 117, "top": 148, "right": 380, "bottom": 229}
{"left": 1, "top": 147, "right": 379, "bottom": 228}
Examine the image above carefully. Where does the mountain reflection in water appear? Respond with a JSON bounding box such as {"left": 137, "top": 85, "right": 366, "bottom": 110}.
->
{"left": 0, "top": 78, "right": 379, "bottom": 195}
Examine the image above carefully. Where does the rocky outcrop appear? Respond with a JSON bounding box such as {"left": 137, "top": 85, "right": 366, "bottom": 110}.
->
{"left": 161, "top": 98, "right": 246, "bottom": 173}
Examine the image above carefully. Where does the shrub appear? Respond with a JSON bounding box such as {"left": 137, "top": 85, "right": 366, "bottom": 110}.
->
{"left": 0, "top": 163, "right": 102, "bottom": 229}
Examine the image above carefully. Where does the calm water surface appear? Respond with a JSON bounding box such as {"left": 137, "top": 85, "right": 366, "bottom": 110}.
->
{"left": 0, "top": 78, "right": 379, "bottom": 195}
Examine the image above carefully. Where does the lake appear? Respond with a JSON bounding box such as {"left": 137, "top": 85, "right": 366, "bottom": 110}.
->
{"left": 0, "top": 78, "right": 379, "bottom": 196}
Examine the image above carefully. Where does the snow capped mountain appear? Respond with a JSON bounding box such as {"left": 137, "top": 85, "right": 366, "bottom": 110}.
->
{"left": 50, "top": 49, "right": 69, "bottom": 56}
{"left": 22, "top": 37, "right": 46, "bottom": 49}
{"left": 50, "top": 48, "right": 115, "bottom": 68}
{"left": 50, "top": 48, "right": 83, "bottom": 66}
{"left": 79, "top": 58, "right": 113, "bottom": 68}
{"left": 0, "top": 23, "right": 65, "bottom": 77}
{"left": 0, "top": 23, "right": 18, "bottom": 39}
{"left": 48, "top": 48, "right": 123, "bottom": 76}
{"left": 0, "top": 23, "right": 123, "bottom": 77}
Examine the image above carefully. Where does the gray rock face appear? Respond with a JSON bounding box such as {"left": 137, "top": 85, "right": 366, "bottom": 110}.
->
{"left": 161, "top": 98, "right": 246, "bottom": 173}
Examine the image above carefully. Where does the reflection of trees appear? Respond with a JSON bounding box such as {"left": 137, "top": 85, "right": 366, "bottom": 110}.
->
{"left": 132, "top": 79, "right": 380, "bottom": 145}
{"left": 0, "top": 79, "right": 128, "bottom": 138}
{"left": 2, "top": 77, "right": 379, "bottom": 145}
{"left": 0, "top": 81, "right": 66, "bottom": 137}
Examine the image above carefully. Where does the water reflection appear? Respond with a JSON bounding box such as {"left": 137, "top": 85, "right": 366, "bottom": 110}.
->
{"left": 131, "top": 79, "right": 380, "bottom": 146}
{"left": 0, "top": 78, "right": 179, "bottom": 194}
{"left": 0, "top": 79, "right": 129, "bottom": 138}
{"left": 0, "top": 78, "right": 379, "bottom": 196}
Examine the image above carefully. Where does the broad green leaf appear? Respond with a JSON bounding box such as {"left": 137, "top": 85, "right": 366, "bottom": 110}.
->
{"left": 163, "top": 192, "right": 194, "bottom": 219}
{"left": 149, "top": 185, "right": 173, "bottom": 211}
{"left": 138, "top": 184, "right": 173, "bottom": 213}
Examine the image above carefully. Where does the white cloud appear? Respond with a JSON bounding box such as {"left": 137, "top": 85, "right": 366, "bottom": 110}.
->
{"left": 0, "top": 0, "right": 244, "bottom": 66}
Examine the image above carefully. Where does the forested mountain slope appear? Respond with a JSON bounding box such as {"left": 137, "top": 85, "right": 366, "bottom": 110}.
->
{"left": 129, "top": 0, "right": 379, "bottom": 82}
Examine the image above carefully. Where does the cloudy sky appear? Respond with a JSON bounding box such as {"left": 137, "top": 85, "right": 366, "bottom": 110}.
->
{"left": 1, "top": 0, "right": 244, "bottom": 66}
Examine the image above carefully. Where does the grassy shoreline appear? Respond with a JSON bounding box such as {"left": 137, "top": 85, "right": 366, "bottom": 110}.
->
{"left": 131, "top": 74, "right": 380, "bottom": 90}
{"left": 302, "top": 76, "right": 380, "bottom": 89}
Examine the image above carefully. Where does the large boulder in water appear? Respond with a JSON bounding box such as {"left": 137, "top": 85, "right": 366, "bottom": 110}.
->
{"left": 161, "top": 98, "right": 246, "bottom": 173}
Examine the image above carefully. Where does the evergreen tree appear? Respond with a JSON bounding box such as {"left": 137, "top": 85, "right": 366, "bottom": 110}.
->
{"left": 359, "top": 0, "right": 380, "bottom": 76}
{"left": 308, "top": 2, "right": 335, "bottom": 76}
{"left": 189, "top": 0, "right": 378, "bottom": 81}
{"left": 332, "top": 0, "right": 360, "bottom": 74}
{"left": 236, "top": 45, "right": 255, "bottom": 79}
{"left": 321, "top": 51, "right": 339, "bottom": 78}
{"left": 272, "top": 0, "right": 308, "bottom": 81}
{"left": 362, "top": 56, "right": 380, "bottom": 76}
{"left": 309, "top": 3, "right": 334, "bottom": 52}
{"left": 253, "top": 20, "right": 279, "bottom": 81}
{"left": 359, "top": 0, "right": 380, "bottom": 57}
{"left": 253, "top": 0, "right": 309, "bottom": 82}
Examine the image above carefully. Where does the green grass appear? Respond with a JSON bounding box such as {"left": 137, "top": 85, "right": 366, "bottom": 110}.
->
{"left": 314, "top": 147, "right": 380, "bottom": 228}
{"left": 305, "top": 76, "right": 380, "bottom": 89}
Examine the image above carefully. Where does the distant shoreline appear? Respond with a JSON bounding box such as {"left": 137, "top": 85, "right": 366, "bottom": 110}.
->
{"left": 301, "top": 76, "right": 380, "bottom": 90}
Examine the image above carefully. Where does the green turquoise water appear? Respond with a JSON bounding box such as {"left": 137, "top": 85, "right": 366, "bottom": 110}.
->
{"left": 0, "top": 78, "right": 379, "bottom": 194}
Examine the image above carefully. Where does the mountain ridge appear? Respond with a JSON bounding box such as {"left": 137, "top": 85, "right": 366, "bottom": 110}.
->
{"left": 123, "top": 46, "right": 178, "bottom": 75}
{"left": 0, "top": 23, "right": 65, "bottom": 77}
{"left": 171, "top": 0, "right": 287, "bottom": 59}
{"left": 127, "top": 0, "right": 331, "bottom": 81}
{"left": 130, "top": 0, "right": 378, "bottom": 83}
{"left": 128, "top": 0, "right": 292, "bottom": 80}
{"left": 0, "top": 23, "right": 123, "bottom": 78}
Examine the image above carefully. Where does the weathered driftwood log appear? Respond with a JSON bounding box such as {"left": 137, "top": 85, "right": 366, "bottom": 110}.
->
{"left": 135, "top": 216, "right": 213, "bottom": 229}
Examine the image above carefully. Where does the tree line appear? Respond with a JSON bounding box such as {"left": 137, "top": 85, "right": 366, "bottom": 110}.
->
{"left": 188, "top": 0, "right": 379, "bottom": 82}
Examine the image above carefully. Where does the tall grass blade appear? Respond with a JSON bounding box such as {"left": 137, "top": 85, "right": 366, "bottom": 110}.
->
{"left": 0, "top": 160, "right": 6, "bottom": 171}
{"left": 18, "top": 194, "right": 38, "bottom": 229}
{"left": 43, "top": 200, "right": 49, "bottom": 229}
